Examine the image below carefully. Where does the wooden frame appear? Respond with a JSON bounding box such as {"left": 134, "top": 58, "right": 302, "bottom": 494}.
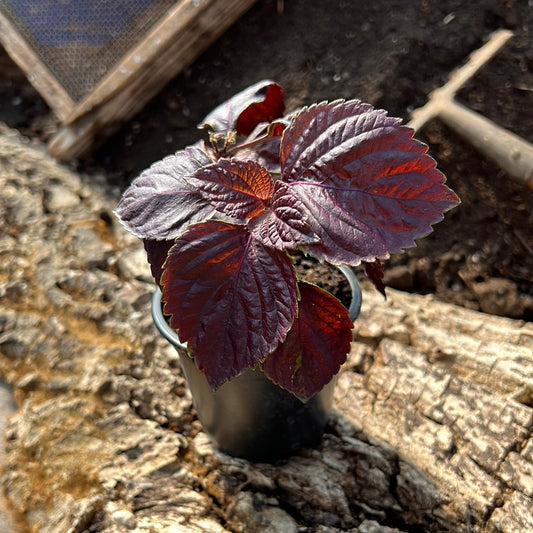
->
{"left": 0, "top": 0, "right": 257, "bottom": 160}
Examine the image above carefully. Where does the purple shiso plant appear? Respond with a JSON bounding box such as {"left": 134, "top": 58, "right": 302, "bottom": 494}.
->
{"left": 115, "top": 81, "right": 459, "bottom": 400}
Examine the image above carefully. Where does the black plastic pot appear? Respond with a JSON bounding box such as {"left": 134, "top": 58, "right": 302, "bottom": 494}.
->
{"left": 151, "top": 265, "right": 362, "bottom": 462}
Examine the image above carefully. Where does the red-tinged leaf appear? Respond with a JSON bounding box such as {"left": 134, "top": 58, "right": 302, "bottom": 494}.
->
{"left": 265, "top": 121, "right": 286, "bottom": 138}
{"left": 189, "top": 159, "right": 274, "bottom": 220}
{"left": 114, "top": 145, "right": 217, "bottom": 240}
{"left": 143, "top": 238, "right": 174, "bottom": 286}
{"left": 281, "top": 100, "right": 400, "bottom": 180}
{"left": 364, "top": 259, "right": 386, "bottom": 297}
{"left": 249, "top": 182, "right": 318, "bottom": 250}
{"left": 161, "top": 221, "right": 298, "bottom": 390}
{"left": 200, "top": 80, "right": 285, "bottom": 136}
{"left": 235, "top": 85, "right": 285, "bottom": 136}
{"left": 262, "top": 282, "right": 353, "bottom": 400}
{"left": 279, "top": 100, "right": 460, "bottom": 265}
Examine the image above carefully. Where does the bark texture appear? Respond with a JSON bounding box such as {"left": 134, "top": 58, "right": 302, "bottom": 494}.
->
{"left": 0, "top": 127, "right": 531, "bottom": 532}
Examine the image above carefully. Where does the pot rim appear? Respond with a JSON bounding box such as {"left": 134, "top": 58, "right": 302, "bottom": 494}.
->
{"left": 151, "top": 264, "right": 362, "bottom": 350}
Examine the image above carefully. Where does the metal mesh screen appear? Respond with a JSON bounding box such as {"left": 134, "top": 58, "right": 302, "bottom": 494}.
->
{"left": 0, "top": 0, "right": 178, "bottom": 103}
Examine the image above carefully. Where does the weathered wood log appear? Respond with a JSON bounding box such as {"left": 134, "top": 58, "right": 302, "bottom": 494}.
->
{"left": 0, "top": 127, "right": 531, "bottom": 532}
{"left": 339, "top": 288, "right": 532, "bottom": 531}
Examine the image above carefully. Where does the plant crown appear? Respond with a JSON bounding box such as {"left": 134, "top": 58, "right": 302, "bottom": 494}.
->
{"left": 115, "top": 81, "right": 459, "bottom": 400}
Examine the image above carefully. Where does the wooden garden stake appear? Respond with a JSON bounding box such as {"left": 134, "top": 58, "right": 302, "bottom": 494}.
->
{"left": 409, "top": 29, "right": 533, "bottom": 189}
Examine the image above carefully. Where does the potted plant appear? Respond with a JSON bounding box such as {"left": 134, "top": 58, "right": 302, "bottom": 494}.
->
{"left": 115, "top": 80, "right": 459, "bottom": 461}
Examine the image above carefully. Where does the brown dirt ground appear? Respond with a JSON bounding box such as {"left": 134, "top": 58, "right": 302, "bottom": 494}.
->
{"left": 0, "top": 0, "right": 531, "bottom": 320}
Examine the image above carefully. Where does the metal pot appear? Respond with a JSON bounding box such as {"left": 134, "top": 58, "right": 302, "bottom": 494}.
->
{"left": 151, "top": 265, "right": 362, "bottom": 462}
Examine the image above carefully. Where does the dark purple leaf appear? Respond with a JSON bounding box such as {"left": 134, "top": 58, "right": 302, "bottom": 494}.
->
{"left": 363, "top": 259, "right": 386, "bottom": 297}
{"left": 262, "top": 282, "right": 353, "bottom": 400}
{"left": 189, "top": 158, "right": 274, "bottom": 219}
{"left": 279, "top": 100, "right": 460, "bottom": 265}
{"left": 200, "top": 80, "right": 285, "bottom": 136}
{"left": 114, "top": 145, "right": 217, "bottom": 240}
{"left": 143, "top": 238, "right": 174, "bottom": 286}
{"left": 249, "top": 182, "right": 318, "bottom": 250}
{"left": 160, "top": 221, "right": 298, "bottom": 389}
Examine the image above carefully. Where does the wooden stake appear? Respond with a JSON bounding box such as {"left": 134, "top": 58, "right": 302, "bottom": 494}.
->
{"left": 408, "top": 30, "right": 533, "bottom": 188}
